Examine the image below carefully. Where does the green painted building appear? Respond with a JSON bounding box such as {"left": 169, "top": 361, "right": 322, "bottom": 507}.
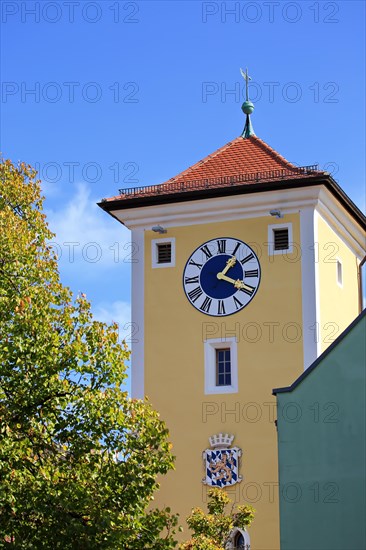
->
{"left": 273, "top": 309, "right": 366, "bottom": 550}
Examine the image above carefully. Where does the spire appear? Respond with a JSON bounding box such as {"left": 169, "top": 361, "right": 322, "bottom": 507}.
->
{"left": 240, "top": 67, "right": 255, "bottom": 138}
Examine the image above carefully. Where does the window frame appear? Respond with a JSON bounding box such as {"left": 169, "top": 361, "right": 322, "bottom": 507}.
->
{"left": 151, "top": 237, "right": 176, "bottom": 268}
{"left": 267, "top": 222, "right": 293, "bottom": 256}
{"left": 204, "top": 337, "right": 238, "bottom": 395}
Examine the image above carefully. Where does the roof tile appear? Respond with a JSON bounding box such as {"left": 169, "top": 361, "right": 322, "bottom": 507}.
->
{"left": 164, "top": 136, "right": 296, "bottom": 184}
{"left": 105, "top": 135, "right": 322, "bottom": 202}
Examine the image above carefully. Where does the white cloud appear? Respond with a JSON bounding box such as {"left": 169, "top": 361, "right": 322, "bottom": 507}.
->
{"left": 93, "top": 300, "right": 132, "bottom": 392}
{"left": 93, "top": 300, "right": 133, "bottom": 345}
{"left": 46, "top": 183, "right": 132, "bottom": 271}
{"left": 45, "top": 184, "right": 135, "bottom": 376}
{"left": 93, "top": 300, "right": 132, "bottom": 339}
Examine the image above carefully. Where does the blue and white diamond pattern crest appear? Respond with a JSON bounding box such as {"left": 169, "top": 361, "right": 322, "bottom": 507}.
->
{"left": 202, "top": 434, "right": 242, "bottom": 487}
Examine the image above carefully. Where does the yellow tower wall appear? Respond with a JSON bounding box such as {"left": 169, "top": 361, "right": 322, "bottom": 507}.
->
{"left": 316, "top": 213, "right": 360, "bottom": 353}
{"left": 120, "top": 185, "right": 364, "bottom": 550}
{"left": 144, "top": 213, "right": 304, "bottom": 550}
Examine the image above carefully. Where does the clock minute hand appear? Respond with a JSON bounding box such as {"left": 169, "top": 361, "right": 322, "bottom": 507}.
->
{"left": 217, "top": 273, "right": 253, "bottom": 291}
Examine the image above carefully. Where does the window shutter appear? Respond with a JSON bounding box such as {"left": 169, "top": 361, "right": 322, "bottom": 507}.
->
{"left": 273, "top": 228, "right": 289, "bottom": 251}
{"left": 157, "top": 243, "right": 172, "bottom": 263}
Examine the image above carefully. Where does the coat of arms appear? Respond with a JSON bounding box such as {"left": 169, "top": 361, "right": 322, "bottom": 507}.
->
{"left": 202, "top": 433, "right": 242, "bottom": 487}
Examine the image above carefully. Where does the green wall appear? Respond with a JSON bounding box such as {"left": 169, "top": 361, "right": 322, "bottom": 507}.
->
{"left": 275, "top": 312, "right": 366, "bottom": 550}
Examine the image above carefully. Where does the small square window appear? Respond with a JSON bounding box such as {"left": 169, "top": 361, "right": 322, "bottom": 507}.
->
{"left": 152, "top": 238, "right": 175, "bottom": 268}
{"left": 337, "top": 259, "right": 343, "bottom": 286}
{"left": 268, "top": 223, "right": 293, "bottom": 255}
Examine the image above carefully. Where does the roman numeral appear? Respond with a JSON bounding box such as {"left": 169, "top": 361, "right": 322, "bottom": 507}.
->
{"left": 233, "top": 296, "right": 243, "bottom": 310}
{"left": 244, "top": 269, "right": 259, "bottom": 278}
{"left": 189, "top": 259, "right": 203, "bottom": 270}
{"left": 200, "top": 245, "right": 213, "bottom": 259}
{"left": 239, "top": 284, "right": 255, "bottom": 296}
{"left": 232, "top": 242, "right": 241, "bottom": 256}
{"left": 188, "top": 286, "right": 203, "bottom": 303}
{"left": 240, "top": 253, "right": 254, "bottom": 265}
{"left": 184, "top": 276, "right": 200, "bottom": 285}
{"left": 200, "top": 296, "right": 212, "bottom": 313}
{"left": 217, "top": 300, "right": 226, "bottom": 315}
{"left": 217, "top": 239, "right": 227, "bottom": 254}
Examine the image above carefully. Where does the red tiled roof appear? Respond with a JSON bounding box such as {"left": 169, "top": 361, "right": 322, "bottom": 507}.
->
{"left": 163, "top": 135, "right": 296, "bottom": 184}
{"left": 105, "top": 135, "right": 322, "bottom": 202}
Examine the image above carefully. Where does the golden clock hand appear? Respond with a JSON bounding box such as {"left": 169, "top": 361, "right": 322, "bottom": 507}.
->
{"left": 221, "top": 256, "right": 236, "bottom": 276}
{"left": 217, "top": 273, "right": 253, "bottom": 291}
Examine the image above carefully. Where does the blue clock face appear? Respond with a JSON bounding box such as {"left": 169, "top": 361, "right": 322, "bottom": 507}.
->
{"left": 183, "top": 237, "right": 261, "bottom": 316}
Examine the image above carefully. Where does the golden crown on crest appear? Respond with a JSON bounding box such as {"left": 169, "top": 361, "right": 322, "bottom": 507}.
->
{"left": 209, "top": 433, "right": 235, "bottom": 449}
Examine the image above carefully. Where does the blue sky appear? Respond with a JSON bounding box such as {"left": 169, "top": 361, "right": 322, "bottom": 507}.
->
{"left": 1, "top": 1, "right": 365, "bottom": 390}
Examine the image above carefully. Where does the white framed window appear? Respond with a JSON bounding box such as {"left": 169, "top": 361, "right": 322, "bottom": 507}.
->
{"left": 216, "top": 348, "right": 231, "bottom": 387}
{"left": 268, "top": 222, "right": 293, "bottom": 255}
{"left": 337, "top": 258, "right": 343, "bottom": 287}
{"left": 204, "top": 337, "right": 238, "bottom": 395}
{"left": 151, "top": 237, "right": 175, "bottom": 268}
{"left": 228, "top": 528, "right": 250, "bottom": 549}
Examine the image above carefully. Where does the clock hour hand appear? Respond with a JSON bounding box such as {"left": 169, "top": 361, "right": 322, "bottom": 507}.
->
{"left": 217, "top": 273, "right": 253, "bottom": 291}
{"left": 219, "top": 256, "right": 236, "bottom": 277}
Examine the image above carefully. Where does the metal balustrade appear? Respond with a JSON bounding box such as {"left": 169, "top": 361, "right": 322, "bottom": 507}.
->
{"left": 117, "top": 164, "right": 320, "bottom": 198}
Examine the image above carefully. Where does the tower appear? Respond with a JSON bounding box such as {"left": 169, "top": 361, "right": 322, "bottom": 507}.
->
{"left": 98, "top": 77, "right": 365, "bottom": 548}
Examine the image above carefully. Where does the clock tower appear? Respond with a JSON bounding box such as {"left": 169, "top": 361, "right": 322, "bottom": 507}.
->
{"left": 99, "top": 87, "right": 365, "bottom": 549}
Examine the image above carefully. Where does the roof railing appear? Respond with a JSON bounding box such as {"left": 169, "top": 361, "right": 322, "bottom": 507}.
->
{"left": 118, "top": 164, "right": 320, "bottom": 198}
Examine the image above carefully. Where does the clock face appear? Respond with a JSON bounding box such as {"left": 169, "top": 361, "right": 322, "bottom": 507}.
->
{"left": 183, "top": 237, "right": 261, "bottom": 317}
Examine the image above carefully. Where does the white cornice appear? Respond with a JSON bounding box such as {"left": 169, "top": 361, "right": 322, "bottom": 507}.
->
{"left": 110, "top": 185, "right": 365, "bottom": 258}
{"left": 112, "top": 186, "right": 322, "bottom": 229}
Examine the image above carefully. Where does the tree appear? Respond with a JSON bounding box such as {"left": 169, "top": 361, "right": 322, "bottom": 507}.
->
{"left": 179, "top": 488, "right": 255, "bottom": 550}
{"left": 0, "top": 159, "right": 179, "bottom": 548}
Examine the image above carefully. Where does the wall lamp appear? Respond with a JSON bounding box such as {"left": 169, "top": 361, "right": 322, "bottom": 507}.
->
{"left": 269, "top": 210, "right": 283, "bottom": 219}
{"left": 151, "top": 225, "right": 167, "bottom": 234}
